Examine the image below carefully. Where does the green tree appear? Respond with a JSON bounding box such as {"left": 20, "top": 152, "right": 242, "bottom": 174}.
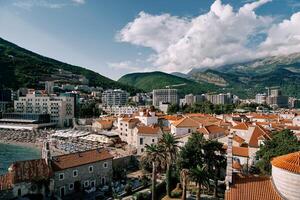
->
{"left": 256, "top": 129, "right": 300, "bottom": 174}
{"left": 190, "top": 165, "right": 209, "bottom": 200}
{"left": 159, "top": 133, "right": 179, "bottom": 197}
{"left": 178, "top": 133, "right": 206, "bottom": 169}
{"left": 167, "top": 104, "right": 180, "bottom": 114}
{"left": 141, "top": 144, "right": 165, "bottom": 200}
{"left": 203, "top": 140, "right": 226, "bottom": 197}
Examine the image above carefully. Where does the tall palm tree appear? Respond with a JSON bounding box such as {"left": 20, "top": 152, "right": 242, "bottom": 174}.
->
{"left": 159, "top": 132, "right": 179, "bottom": 197}
{"left": 203, "top": 140, "right": 225, "bottom": 197}
{"left": 190, "top": 165, "right": 209, "bottom": 200}
{"left": 180, "top": 168, "right": 189, "bottom": 200}
{"left": 142, "top": 144, "right": 164, "bottom": 200}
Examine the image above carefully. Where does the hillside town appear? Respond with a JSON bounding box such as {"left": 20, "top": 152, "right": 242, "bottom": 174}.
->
{"left": 0, "top": 80, "right": 299, "bottom": 200}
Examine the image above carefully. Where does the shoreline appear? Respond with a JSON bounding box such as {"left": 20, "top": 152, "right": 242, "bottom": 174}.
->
{"left": 0, "top": 140, "right": 42, "bottom": 151}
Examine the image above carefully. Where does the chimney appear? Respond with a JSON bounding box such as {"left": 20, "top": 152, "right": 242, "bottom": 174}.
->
{"left": 225, "top": 132, "right": 233, "bottom": 190}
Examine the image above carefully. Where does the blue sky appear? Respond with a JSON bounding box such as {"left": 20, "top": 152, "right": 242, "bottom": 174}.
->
{"left": 0, "top": 0, "right": 300, "bottom": 80}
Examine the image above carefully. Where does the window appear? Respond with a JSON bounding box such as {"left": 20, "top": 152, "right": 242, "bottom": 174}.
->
{"left": 103, "top": 162, "right": 108, "bottom": 168}
{"left": 88, "top": 166, "right": 93, "bottom": 173}
{"left": 90, "top": 180, "right": 96, "bottom": 188}
{"left": 140, "top": 138, "right": 143, "bottom": 145}
{"left": 60, "top": 187, "right": 65, "bottom": 197}
{"left": 84, "top": 181, "right": 89, "bottom": 188}
{"left": 69, "top": 183, "right": 74, "bottom": 190}
{"left": 59, "top": 173, "right": 64, "bottom": 180}
{"left": 152, "top": 139, "right": 155, "bottom": 143}
{"left": 141, "top": 148, "right": 144, "bottom": 153}
{"left": 73, "top": 170, "right": 78, "bottom": 177}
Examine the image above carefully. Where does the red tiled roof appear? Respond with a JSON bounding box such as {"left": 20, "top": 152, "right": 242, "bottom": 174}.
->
{"left": 0, "top": 159, "right": 51, "bottom": 190}
{"left": 271, "top": 151, "right": 300, "bottom": 174}
{"left": 52, "top": 149, "right": 113, "bottom": 171}
{"left": 172, "top": 117, "right": 200, "bottom": 128}
{"left": 232, "top": 122, "right": 249, "bottom": 130}
{"left": 197, "top": 125, "right": 226, "bottom": 135}
{"left": 248, "top": 125, "right": 271, "bottom": 148}
{"left": 137, "top": 126, "right": 161, "bottom": 135}
{"left": 225, "top": 174, "right": 282, "bottom": 200}
{"left": 232, "top": 146, "right": 249, "bottom": 157}
{"left": 233, "top": 135, "right": 245, "bottom": 144}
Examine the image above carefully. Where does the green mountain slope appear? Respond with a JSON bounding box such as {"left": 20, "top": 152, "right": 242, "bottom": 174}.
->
{"left": 0, "top": 38, "right": 139, "bottom": 94}
{"left": 118, "top": 71, "right": 219, "bottom": 97}
{"left": 188, "top": 53, "right": 300, "bottom": 98}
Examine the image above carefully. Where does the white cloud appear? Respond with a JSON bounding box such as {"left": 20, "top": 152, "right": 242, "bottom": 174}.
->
{"left": 259, "top": 12, "right": 300, "bottom": 56}
{"left": 72, "top": 0, "right": 86, "bottom": 5}
{"left": 108, "top": 61, "right": 140, "bottom": 71}
{"left": 117, "top": 0, "right": 300, "bottom": 73}
{"left": 117, "top": 11, "right": 190, "bottom": 52}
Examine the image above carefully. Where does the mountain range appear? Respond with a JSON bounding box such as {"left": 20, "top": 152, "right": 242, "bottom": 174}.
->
{"left": 2, "top": 37, "right": 300, "bottom": 99}
{"left": 0, "top": 37, "right": 139, "bottom": 94}
{"left": 119, "top": 53, "right": 300, "bottom": 98}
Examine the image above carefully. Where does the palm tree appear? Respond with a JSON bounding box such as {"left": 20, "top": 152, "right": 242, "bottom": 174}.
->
{"left": 142, "top": 144, "right": 164, "bottom": 200}
{"left": 203, "top": 140, "right": 225, "bottom": 197}
{"left": 190, "top": 165, "right": 209, "bottom": 200}
{"left": 180, "top": 168, "right": 189, "bottom": 200}
{"left": 159, "top": 132, "right": 179, "bottom": 197}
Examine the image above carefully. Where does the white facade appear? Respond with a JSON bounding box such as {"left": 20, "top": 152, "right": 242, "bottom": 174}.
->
{"left": 135, "top": 111, "right": 158, "bottom": 126}
{"left": 14, "top": 93, "right": 74, "bottom": 127}
{"left": 101, "top": 89, "right": 129, "bottom": 106}
{"left": 153, "top": 89, "right": 178, "bottom": 107}
{"left": 293, "top": 116, "right": 300, "bottom": 126}
{"left": 272, "top": 166, "right": 300, "bottom": 200}
{"left": 104, "top": 106, "right": 139, "bottom": 115}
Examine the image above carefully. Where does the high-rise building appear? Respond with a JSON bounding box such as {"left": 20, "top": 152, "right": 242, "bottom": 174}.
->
{"left": 255, "top": 93, "right": 267, "bottom": 104}
{"left": 45, "top": 81, "right": 54, "bottom": 94}
{"left": 266, "top": 88, "right": 288, "bottom": 108}
{"left": 205, "top": 93, "right": 233, "bottom": 105}
{"left": 101, "top": 89, "right": 129, "bottom": 106}
{"left": 0, "top": 89, "right": 12, "bottom": 113}
{"left": 14, "top": 93, "right": 74, "bottom": 127}
{"left": 152, "top": 89, "right": 178, "bottom": 107}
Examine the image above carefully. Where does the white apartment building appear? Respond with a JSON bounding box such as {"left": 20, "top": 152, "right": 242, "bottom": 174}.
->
{"left": 152, "top": 89, "right": 178, "bottom": 107}
{"left": 205, "top": 93, "right": 233, "bottom": 105}
{"left": 117, "top": 112, "right": 161, "bottom": 155}
{"left": 14, "top": 93, "right": 74, "bottom": 127}
{"left": 135, "top": 109, "right": 158, "bottom": 126}
{"left": 103, "top": 106, "right": 140, "bottom": 116}
{"left": 255, "top": 93, "right": 267, "bottom": 104}
{"left": 102, "top": 89, "right": 129, "bottom": 106}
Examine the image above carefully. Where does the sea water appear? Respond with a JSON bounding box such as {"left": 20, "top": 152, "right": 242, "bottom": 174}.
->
{"left": 0, "top": 143, "right": 41, "bottom": 175}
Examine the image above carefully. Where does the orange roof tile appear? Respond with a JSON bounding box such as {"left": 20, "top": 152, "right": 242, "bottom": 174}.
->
{"left": 233, "top": 135, "right": 245, "bottom": 144}
{"left": 0, "top": 159, "right": 52, "bottom": 190}
{"left": 271, "top": 151, "right": 300, "bottom": 174}
{"left": 248, "top": 125, "right": 271, "bottom": 148}
{"left": 232, "top": 122, "right": 249, "bottom": 130}
{"left": 52, "top": 149, "right": 113, "bottom": 171}
{"left": 137, "top": 126, "right": 161, "bottom": 135}
{"left": 121, "top": 118, "right": 140, "bottom": 123}
{"left": 162, "top": 115, "right": 183, "bottom": 121}
{"left": 232, "top": 146, "right": 249, "bottom": 157}
{"left": 225, "top": 174, "right": 282, "bottom": 200}
{"left": 197, "top": 125, "right": 226, "bottom": 135}
{"left": 172, "top": 117, "right": 200, "bottom": 128}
